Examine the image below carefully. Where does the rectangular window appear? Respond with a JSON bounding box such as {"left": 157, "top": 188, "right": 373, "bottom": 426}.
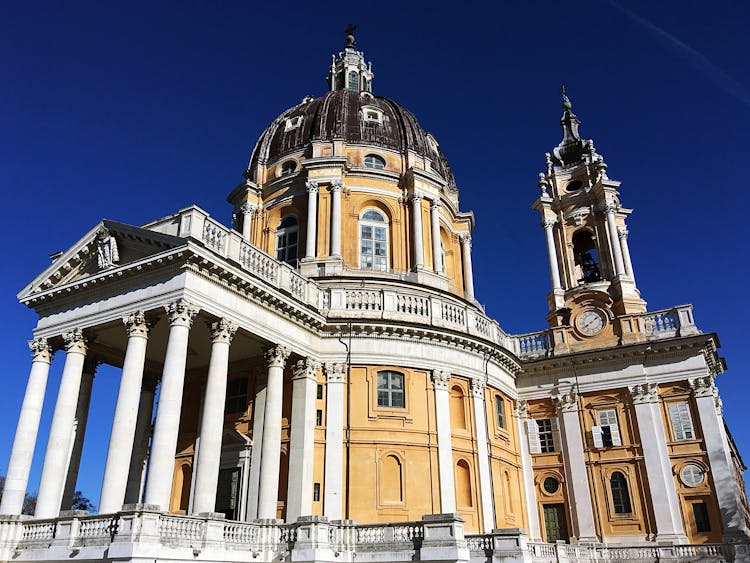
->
{"left": 225, "top": 377, "right": 248, "bottom": 414}
{"left": 537, "top": 418, "right": 556, "bottom": 453}
{"left": 593, "top": 409, "right": 622, "bottom": 448}
{"left": 316, "top": 384, "right": 324, "bottom": 400}
{"left": 316, "top": 409, "right": 323, "bottom": 427}
{"left": 495, "top": 395, "right": 505, "bottom": 429}
{"left": 669, "top": 402, "right": 695, "bottom": 441}
{"left": 313, "top": 483, "right": 321, "bottom": 502}
{"left": 377, "top": 370, "right": 405, "bottom": 408}
{"left": 693, "top": 502, "right": 711, "bottom": 533}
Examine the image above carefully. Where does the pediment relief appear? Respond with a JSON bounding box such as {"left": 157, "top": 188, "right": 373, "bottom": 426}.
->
{"left": 19, "top": 219, "right": 186, "bottom": 299}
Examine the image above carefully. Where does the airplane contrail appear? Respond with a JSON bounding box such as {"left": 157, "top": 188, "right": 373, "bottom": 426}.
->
{"left": 606, "top": 1, "right": 750, "bottom": 109}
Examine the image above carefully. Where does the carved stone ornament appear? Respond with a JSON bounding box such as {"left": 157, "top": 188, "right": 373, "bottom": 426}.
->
{"left": 208, "top": 318, "right": 237, "bottom": 344}
{"left": 329, "top": 180, "right": 343, "bottom": 192}
{"left": 164, "top": 299, "right": 200, "bottom": 328}
{"left": 265, "top": 345, "right": 291, "bottom": 369}
{"left": 470, "top": 377, "right": 486, "bottom": 399}
{"left": 459, "top": 233, "right": 472, "bottom": 248}
{"left": 411, "top": 193, "right": 424, "bottom": 203}
{"left": 541, "top": 217, "right": 557, "bottom": 229}
{"left": 430, "top": 199, "right": 440, "bottom": 211}
{"left": 617, "top": 226, "right": 629, "bottom": 240}
{"left": 324, "top": 362, "right": 346, "bottom": 383}
{"left": 515, "top": 399, "right": 529, "bottom": 419}
{"left": 29, "top": 337, "right": 53, "bottom": 363}
{"left": 628, "top": 382, "right": 659, "bottom": 404}
{"left": 123, "top": 310, "right": 152, "bottom": 339}
{"left": 552, "top": 390, "right": 579, "bottom": 413}
{"left": 689, "top": 375, "right": 718, "bottom": 399}
{"left": 62, "top": 328, "right": 87, "bottom": 355}
{"left": 305, "top": 181, "right": 319, "bottom": 194}
{"left": 95, "top": 227, "right": 120, "bottom": 269}
{"left": 431, "top": 369, "right": 450, "bottom": 391}
{"left": 239, "top": 202, "right": 257, "bottom": 215}
{"left": 538, "top": 173, "right": 549, "bottom": 196}
{"left": 293, "top": 357, "right": 321, "bottom": 380}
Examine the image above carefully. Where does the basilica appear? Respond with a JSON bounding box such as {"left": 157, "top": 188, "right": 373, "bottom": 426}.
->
{"left": 1, "top": 32, "right": 749, "bottom": 563}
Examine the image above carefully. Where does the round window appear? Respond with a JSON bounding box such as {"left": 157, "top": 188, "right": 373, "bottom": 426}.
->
{"left": 543, "top": 476, "right": 560, "bottom": 494}
{"left": 280, "top": 160, "right": 297, "bottom": 175}
{"left": 680, "top": 464, "right": 705, "bottom": 487}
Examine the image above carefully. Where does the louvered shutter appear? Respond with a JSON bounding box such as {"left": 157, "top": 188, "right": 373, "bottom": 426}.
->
{"left": 592, "top": 425, "right": 604, "bottom": 448}
{"left": 550, "top": 417, "right": 560, "bottom": 452}
{"left": 527, "top": 419, "right": 541, "bottom": 454}
{"left": 609, "top": 421, "right": 622, "bottom": 446}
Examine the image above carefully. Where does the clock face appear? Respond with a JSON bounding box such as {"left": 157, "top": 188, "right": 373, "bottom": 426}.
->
{"left": 577, "top": 309, "right": 606, "bottom": 335}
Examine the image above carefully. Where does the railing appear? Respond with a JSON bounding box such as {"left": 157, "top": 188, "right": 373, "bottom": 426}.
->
{"left": 527, "top": 542, "right": 557, "bottom": 559}
{"left": 516, "top": 331, "right": 550, "bottom": 358}
{"left": 466, "top": 534, "right": 493, "bottom": 551}
{"left": 354, "top": 521, "right": 423, "bottom": 545}
{"left": 223, "top": 521, "right": 259, "bottom": 544}
{"left": 158, "top": 514, "right": 204, "bottom": 542}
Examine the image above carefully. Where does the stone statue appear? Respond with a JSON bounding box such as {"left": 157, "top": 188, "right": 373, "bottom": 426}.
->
{"left": 96, "top": 227, "right": 119, "bottom": 269}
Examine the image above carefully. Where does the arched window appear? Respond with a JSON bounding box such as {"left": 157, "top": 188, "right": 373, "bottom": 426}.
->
{"left": 572, "top": 230, "right": 601, "bottom": 283}
{"left": 348, "top": 71, "right": 359, "bottom": 92}
{"left": 610, "top": 471, "right": 632, "bottom": 514}
{"left": 381, "top": 454, "right": 403, "bottom": 503}
{"left": 377, "top": 370, "right": 404, "bottom": 408}
{"left": 450, "top": 385, "right": 467, "bottom": 430}
{"left": 455, "top": 459, "right": 473, "bottom": 507}
{"left": 280, "top": 160, "right": 297, "bottom": 175}
{"left": 364, "top": 154, "right": 386, "bottom": 169}
{"left": 276, "top": 215, "right": 298, "bottom": 265}
{"left": 359, "top": 209, "right": 388, "bottom": 271}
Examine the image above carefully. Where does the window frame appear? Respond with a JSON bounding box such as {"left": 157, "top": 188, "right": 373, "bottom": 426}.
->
{"left": 225, "top": 377, "right": 248, "bottom": 415}
{"left": 668, "top": 402, "right": 696, "bottom": 441}
{"left": 275, "top": 215, "right": 299, "bottom": 265}
{"left": 359, "top": 208, "right": 389, "bottom": 271}
{"left": 609, "top": 471, "right": 633, "bottom": 515}
{"left": 495, "top": 395, "right": 506, "bottom": 429}
{"left": 529, "top": 418, "right": 558, "bottom": 454}
{"left": 376, "top": 370, "right": 405, "bottom": 409}
{"left": 593, "top": 408, "right": 622, "bottom": 448}
{"left": 363, "top": 154, "right": 386, "bottom": 169}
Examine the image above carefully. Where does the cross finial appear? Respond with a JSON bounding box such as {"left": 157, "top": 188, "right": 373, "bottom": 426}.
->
{"left": 561, "top": 84, "right": 572, "bottom": 110}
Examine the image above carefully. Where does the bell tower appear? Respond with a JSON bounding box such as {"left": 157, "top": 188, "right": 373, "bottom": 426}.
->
{"left": 532, "top": 89, "right": 646, "bottom": 352}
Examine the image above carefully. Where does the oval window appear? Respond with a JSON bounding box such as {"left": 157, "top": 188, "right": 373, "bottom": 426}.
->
{"left": 364, "top": 154, "right": 386, "bottom": 169}
{"left": 281, "top": 160, "right": 297, "bottom": 175}
{"left": 681, "top": 464, "right": 705, "bottom": 487}
{"left": 543, "top": 476, "right": 560, "bottom": 494}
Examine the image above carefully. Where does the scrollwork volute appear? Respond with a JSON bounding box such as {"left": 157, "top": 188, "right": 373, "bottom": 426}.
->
{"left": 324, "top": 362, "right": 346, "bottom": 383}
{"left": 165, "top": 299, "right": 200, "bottom": 328}
{"left": 689, "top": 375, "right": 718, "bottom": 399}
{"left": 552, "top": 390, "right": 578, "bottom": 413}
{"left": 208, "top": 318, "right": 237, "bottom": 344}
{"left": 470, "top": 377, "right": 486, "bottom": 399}
{"left": 628, "top": 382, "right": 659, "bottom": 404}
{"left": 265, "top": 345, "right": 291, "bottom": 369}
{"left": 431, "top": 369, "right": 450, "bottom": 391}
{"left": 329, "top": 180, "right": 343, "bottom": 193}
{"left": 123, "top": 310, "right": 152, "bottom": 339}
{"left": 515, "top": 399, "right": 529, "bottom": 419}
{"left": 29, "top": 337, "right": 54, "bottom": 364}
{"left": 62, "top": 328, "right": 87, "bottom": 355}
{"left": 294, "top": 358, "right": 321, "bottom": 380}
{"left": 305, "top": 181, "right": 319, "bottom": 194}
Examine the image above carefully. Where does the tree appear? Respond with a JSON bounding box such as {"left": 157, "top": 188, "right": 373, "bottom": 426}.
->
{"left": 71, "top": 490, "right": 95, "bottom": 512}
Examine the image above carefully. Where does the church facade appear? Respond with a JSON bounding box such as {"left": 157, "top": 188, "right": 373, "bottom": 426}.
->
{"left": 1, "top": 34, "right": 749, "bottom": 563}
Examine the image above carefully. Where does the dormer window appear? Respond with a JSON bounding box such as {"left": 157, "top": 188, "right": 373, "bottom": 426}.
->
{"left": 363, "top": 106, "right": 383, "bottom": 124}
{"left": 364, "top": 154, "right": 386, "bottom": 170}
{"left": 284, "top": 116, "right": 303, "bottom": 131}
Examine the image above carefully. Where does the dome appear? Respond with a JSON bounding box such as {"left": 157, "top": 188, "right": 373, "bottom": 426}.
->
{"left": 245, "top": 88, "right": 456, "bottom": 190}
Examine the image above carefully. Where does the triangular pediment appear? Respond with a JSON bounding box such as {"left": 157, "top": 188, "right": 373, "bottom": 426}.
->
{"left": 18, "top": 219, "right": 187, "bottom": 300}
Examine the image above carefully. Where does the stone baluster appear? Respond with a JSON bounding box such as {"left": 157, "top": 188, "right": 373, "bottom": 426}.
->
{"left": 305, "top": 182, "right": 319, "bottom": 260}
{"left": 330, "top": 181, "right": 343, "bottom": 258}
{"left": 286, "top": 358, "right": 321, "bottom": 522}
{"left": 460, "top": 234, "right": 475, "bottom": 299}
{"left": 430, "top": 200, "right": 443, "bottom": 274}
{"left": 628, "top": 383, "right": 687, "bottom": 543}
{"left": 411, "top": 194, "right": 424, "bottom": 269}
{"left": 323, "top": 362, "right": 345, "bottom": 520}
{"left": 470, "top": 378, "right": 495, "bottom": 532}
{"left": 515, "top": 400, "right": 542, "bottom": 540}
{"left": 542, "top": 218, "right": 562, "bottom": 291}
{"left": 192, "top": 319, "right": 237, "bottom": 515}
{"left": 432, "top": 370, "right": 456, "bottom": 513}
{"left": 143, "top": 299, "right": 199, "bottom": 510}
{"left": 35, "top": 329, "right": 88, "bottom": 518}
{"left": 552, "top": 391, "right": 598, "bottom": 543}
{"left": 62, "top": 358, "right": 98, "bottom": 510}
{"left": 124, "top": 375, "right": 158, "bottom": 505}
{"left": 0, "top": 338, "right": 54, "bottom": 515}
{"left": 257, "top": 344, "right": 291, "bottom": 519}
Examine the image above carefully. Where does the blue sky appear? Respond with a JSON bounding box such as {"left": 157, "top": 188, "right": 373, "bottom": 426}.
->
{"left": 1, "top": 1, "right": 748, "bottom": 507}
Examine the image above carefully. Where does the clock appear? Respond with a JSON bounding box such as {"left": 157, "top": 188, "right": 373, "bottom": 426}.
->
{"left": 577, "top": 309, "right": 606, "bottom": 335}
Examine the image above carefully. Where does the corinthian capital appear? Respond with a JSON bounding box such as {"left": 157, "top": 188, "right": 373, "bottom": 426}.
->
{"left": 689, "top": 375, "right": 717, "bottom": 399}
{"left": 62, "top": 328, "right": 87, "bottom": 355}
{"left": 411, "top": 193, "right": 424, "bottom": 203}
{"left": 470, "top": 377, "right": 486, "bottom": 399}
{"left": 324, "top": 362, "right": 346, "bottom": 383}
{"left": 305, "top": 181, "right": 319, "bottom": 194}
{"left": 265, "top": 345, "right": 291, "bottom": 369}
{"left": 459, "top": 233, "right": 472, "bottom": 247}
{"left": 165, "top": 299, "right": 200, "bottom": 328}
{"left": 617, "top": 226, "right": 629, "bottom": 240}
{"left": 123, "top": 310, "right": 152, "bottom": 339}
{"left": 552, "top": 390, "right": 578, "bottom": 413}
{"left": 515, "top": 399, "right": 529, "bottom": 419}
{"left": 431, "top": 369, "right": 450, "bottom": 391}
{"left": 628, "top": 382, "right": 658, "bottom": 404}
{"left": 541, "top": 217, "right": 557, "bottom": 229}
{"left": 239, "top": 202, "right": 257, "bottom": 215}
{"left": 208, "top": 318, "right": 237, "bottom": 344}
{"left": 329, "top": 180, "right": 343, "bottom": 193}
{"left": 294, "top": 357, "right": 321, "bottom": 380}
{"left": 29, "top": 337, "right": 54, "bottom": 363}
{"left": 430, "top": 199, "right": 440, "bottom": 211}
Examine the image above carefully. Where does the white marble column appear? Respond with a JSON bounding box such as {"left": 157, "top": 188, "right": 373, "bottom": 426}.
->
{"left": 604, "top": 204, "right": 626, "bottom": 277}
{"left": 542, "top": 218, "right": 562, "bottom": 291}
{"left": 35, "top": 329, "right": 87, "bottom": 518}
{"left": 257, "top": 345, "right": 291, "bottom": 519}
{"left": 330, "top": 181, "right": 343, "bottom": 258}
{"left": 143, "top": 299, "right": 199, "bottom": 510}
{"left": 240, "top": 202, "right": 256, "bottom": 241}
{"left": 690, "top": 376, "right": 750, "bottom": 541}
{"left": 286, "top": 358, "right": 320, "bottom": 522}
{"left": 618, "top": 226, "right": 635, "bottom": 280}
{"left": 305, "top": 182, "right": 319, "bottom": 260}
{"left": 99, "top": 312, "right": 151, "bottom": 513}
{"left": 470, "top": 379, "right": 494, "bottom": 532}
{"left": 460, "top": 234, "right": 475, "bottom": 300}
{"left": 0, "top": 338, "right": 54, "bottom": 515}
{"left": 62, "top": 359, "right": 97, "bottom": 510}
{"left": 430, "top": 200, "right": 443, "bottom": 274}
{"left": 246, "top": 369, "right": 267, "bottom": 520}
{"left": 323, "top": 362, "right": 345, "bottom": 520}
{"left": 432, "top": 370, "right": 456, "bottom": 513}
{"left": 411, "top": 194, "right": 425, "bottom": 269}
{"left": 124, "top": 376, "right": 157, "bottom": 505}
{"left": 515, "top": 401, "right": 542, "bottom": 541}
{"left": 628, "top": 383, "right": 687, "bottom": 543}
{"left": 192, "top": 319, "right": 237, "bottom": 515}
{"left": 553, "top": 392, "right": 598, "bottom": 543}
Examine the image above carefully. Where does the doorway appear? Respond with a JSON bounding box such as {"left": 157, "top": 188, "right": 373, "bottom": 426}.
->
{"left": 543, "top": 503, "right": 569, "bottom": 543}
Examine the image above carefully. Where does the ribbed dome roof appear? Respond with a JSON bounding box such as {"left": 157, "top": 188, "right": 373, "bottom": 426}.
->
{"left": 246, "top": 89, "right": 456, "bottom": 189}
